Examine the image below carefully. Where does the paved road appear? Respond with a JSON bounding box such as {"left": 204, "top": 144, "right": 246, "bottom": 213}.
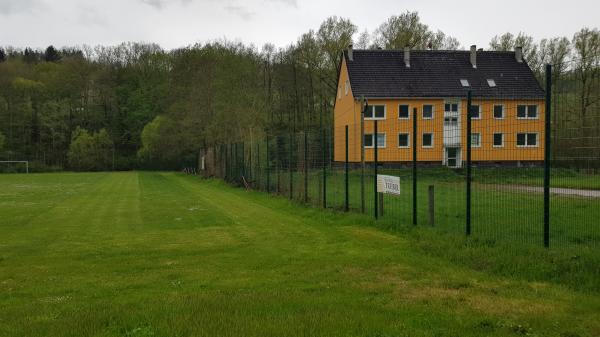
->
{"left": 488, "top": 184, "right": 600, "bottom": 198}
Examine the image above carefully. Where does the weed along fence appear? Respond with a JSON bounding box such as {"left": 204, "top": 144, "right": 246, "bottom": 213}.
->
{"left": 200, "top": 63, "right": 600, "bottom": 249}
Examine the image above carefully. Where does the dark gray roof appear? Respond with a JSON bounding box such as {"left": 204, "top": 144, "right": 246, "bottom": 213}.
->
{"left": 344, "top": 49, "right": 545, "bottom": 99}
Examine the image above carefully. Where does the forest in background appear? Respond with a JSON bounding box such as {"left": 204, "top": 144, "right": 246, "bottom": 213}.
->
{"left": 0, "top": 12, "right": 598, "bottom": 171}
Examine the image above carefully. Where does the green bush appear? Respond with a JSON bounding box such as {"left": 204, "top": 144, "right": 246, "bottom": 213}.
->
{"left": 67, "top": 127, "right": 113, "bottom": 171}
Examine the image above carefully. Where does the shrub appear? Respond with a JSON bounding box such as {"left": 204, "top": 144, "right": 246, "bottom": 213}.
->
{"left": 67, "top": 127, "right": 113, "bottom": 171}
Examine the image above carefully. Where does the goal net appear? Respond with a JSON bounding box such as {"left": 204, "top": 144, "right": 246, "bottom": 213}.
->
{"left": 0, "top": 161, "right": 29, "bottom": 173}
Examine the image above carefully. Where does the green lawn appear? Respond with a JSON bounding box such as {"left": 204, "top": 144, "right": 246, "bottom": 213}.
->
{"left": 1, "top": 172, "right": 599, "bottom": 337}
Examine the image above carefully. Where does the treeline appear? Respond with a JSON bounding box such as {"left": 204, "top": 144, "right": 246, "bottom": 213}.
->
{"left": 0, "top": 12, "right": 598, "bottom": 171}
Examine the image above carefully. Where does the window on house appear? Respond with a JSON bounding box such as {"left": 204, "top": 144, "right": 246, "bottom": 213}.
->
{"left": 423, "top": 104, "right": 434, "bottom": 119}
{"left": 517, "top": 105, "right": 538, "bottom": 119}
{"left": 493, "top": 105, "right": 504, "bottom": 119}
{"left": 445, "top": 103, "right": 459, "bottom": 112}
{"left": 460, "top": 79, "right": 470, "bottom": 87}
{"left": 487, "top": 79, "right": 496, "bottom": 87}
{"left": 364, "top": 133, "right": 386, "bottom": 148}
{"left": 376, "top": 133, "right": 386, "bottom": 148}
{"left": 364, "top": 134, "right": 373, "bottom": 147}
{"left": 422, "top": 133, "right": 434, "bottom": 148}
{"left": 517, "top": 133, "right": 538, "bottom": 147}
{"left": 398, "top": 104, "right": 410, "bottom": 119}
{"left": 345, "top": 80, "right": 349, "bottom": 95}
{"left": 471, "top": 133, "right": 481, "bottom": 147}
{"left": 470, "top": 105, "right": 481, "bottom": 119}
{"left": 364, "top": 105, "right": 386, "bottom": 119}
{"left": 398, "top": 133, "right": 410, "bottom": 148}
{"left": 493, "top": 133, "right": 504, "bottom": 147}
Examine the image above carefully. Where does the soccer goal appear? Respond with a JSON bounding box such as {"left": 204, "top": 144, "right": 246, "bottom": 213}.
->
{"left": 0, "top": 161, "right": 29, "bottom": 173}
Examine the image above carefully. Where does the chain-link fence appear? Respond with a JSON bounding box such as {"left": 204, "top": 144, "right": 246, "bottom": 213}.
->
{"left": 200, "top": 63, "right": 599, "bottom": 249}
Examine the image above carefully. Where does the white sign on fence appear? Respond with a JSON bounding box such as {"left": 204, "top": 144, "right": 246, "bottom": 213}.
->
{"left": 377, "top": 174, "right": 401, "bottom": 195}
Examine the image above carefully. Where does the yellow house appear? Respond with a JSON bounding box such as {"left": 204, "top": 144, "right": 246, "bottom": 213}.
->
{"left": 333, "top": 45, "right": 546, "bottom": 167}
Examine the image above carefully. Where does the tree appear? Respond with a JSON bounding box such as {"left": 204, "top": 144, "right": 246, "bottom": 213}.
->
{"left": 23, "top": 47, "right": 38, "bottom": 64}
{"left": 355, "top": 30, "right": 372, "bottom": 49}
{"left": 44, "top": 45, "right": 61, "bottom": 62}
{"left": 539, "top": 37, "right": 571, "bottom": 76}
{"left": 489, "top": 32, "right": 541, "bottom": 73}
{"left": 137, "top": 115, "right": 195, "bottom": 168}
{"left": 572, "top": 27, "right": 600, "bottom": 117}
{"left": 316, "top": 16, "right": 357, "bottom": 73}
{"left": 68, "top": 127, "right": 113, "bottom": 171}
{"left": 0, "top": 48, "right": 6, "bottom": 63}
{"left": 373, "top": 11, "right": 459, "bottom": 50}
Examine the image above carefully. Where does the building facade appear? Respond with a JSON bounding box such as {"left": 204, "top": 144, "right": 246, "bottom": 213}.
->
{"left": 333, "top": 47, "right": 545, "bottom": 167}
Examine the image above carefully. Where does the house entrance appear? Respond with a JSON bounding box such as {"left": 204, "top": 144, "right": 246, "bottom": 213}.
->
{"left": 445, "top": 147, "right": 461, "bottom": 168}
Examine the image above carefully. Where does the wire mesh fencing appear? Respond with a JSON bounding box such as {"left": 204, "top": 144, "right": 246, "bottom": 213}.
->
{"left": 200, "top": 62, "right": 599, "bottom": 250}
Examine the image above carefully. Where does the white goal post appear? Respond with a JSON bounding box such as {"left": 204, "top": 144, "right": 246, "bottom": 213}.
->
{"left": 0, "top": 161, "right": 29, "bottom": 173}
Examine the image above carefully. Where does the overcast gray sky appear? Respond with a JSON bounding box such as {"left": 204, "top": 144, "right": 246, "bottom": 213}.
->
{"left": 0, "top": 0, "right": 598, "bottom": 50}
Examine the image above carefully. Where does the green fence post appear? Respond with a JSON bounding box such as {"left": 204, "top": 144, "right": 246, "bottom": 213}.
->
{"left": 544, "top": 64, "right": 552, "bottom": 248}
{"left": 412, "top": 107, "right": 417, "bottom": 226}
{"left": 256, "top": 142, "right": 260, "bottom": 190}
{"left": 277, "top": 135, "right": 281, "bottom": 194}
{"left": 345, "top": 125, "right": 349, "bottom": 212}
{"left": 266, "top": 135, "right": 270, "bottom": 193}
{"left": 289, "top": 132, "right": 293, "bottom": 200}
{"left": 322, "top": 128, "right": 327, "bottom": 208}
{"left": 231, "top": 143, "right": 234, "bottom": 182}
{"left": 221, "top": 144, "right": 229, "bottom": 181}
{"left": 361, "top": 102, "right": 367, "bottom": 214}
{"left": 304, "top": 131, "right": 309, "bottom": 203}
{"left": 228, "top": 143, "right": 232, "bottom": 182}
{"left": 241, "top": 142, "right": 245, "bottom": 183}
{"left": 466, "top": 90, "right": 472, "bottom": 236}
{"left": 229, "top": 143, "right": 233, "bottom": 183}
{"left": 234, "top": 143, "right": 237, "bottom": 182}
{"left": 234, "top": 143, "right": 238, "bottom": 184}
{"left": 237, "top": 142, "right": 240, "bottom": 182}
{"left": 374, "top": 120, "right": 378, "bottom": 220}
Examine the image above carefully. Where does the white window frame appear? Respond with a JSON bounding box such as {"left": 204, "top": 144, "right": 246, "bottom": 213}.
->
{"left": 517, "top": 105, "right": 539, "bottom": 120}
{"left": 345, "top": 80, "right": 349, "bottom": 96}
{"left": 398, "top": 133, "right": 410, "bottom": 148}
{"left": 493, "top": 104, "right": 505, "bottom": 119}
{"left": 444, "top": 102, "right": 459, "bottom": 113}
{"left": 470, "top": 104, "right": 482, "bottom": 120}
{"left": 364, "top": 105, "right": 386, "bottom": 120}
{"left": 398, "top": 104, "right": 410, "bottom": 120}
{"left": 516, "top": 132, "right": 539, "bottom": 147}
{"left": 422, "top": 133, "right": 434, "bottom": 148}
{"left": 471, "top": 133, "right": 481, "bottom": 148}
{"left": 422, "top": 104, "right": 434, "bottom": 120}
{"left": 493, "top": 133, "right": 504, "bottom": 148}
{"left": 364, "top": 133, "right": 386, "bottom": 148}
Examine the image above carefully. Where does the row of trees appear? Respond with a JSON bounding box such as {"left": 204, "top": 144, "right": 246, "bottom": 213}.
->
{"left": 0, "top": 12, "right": 598, "bottom": 171}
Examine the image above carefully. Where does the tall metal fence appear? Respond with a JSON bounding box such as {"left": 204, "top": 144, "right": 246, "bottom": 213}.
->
{"left": 200, "top": 63, "right": 599, "bottom": 249}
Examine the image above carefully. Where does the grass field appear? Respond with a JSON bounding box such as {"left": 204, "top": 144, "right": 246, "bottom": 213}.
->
{"left": 1, "top": 172, "right": 599, "bottom": 337}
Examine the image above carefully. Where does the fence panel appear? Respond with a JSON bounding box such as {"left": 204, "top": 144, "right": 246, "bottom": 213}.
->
{"left": 551, "top": 58, "right": 600, "bottom": 247}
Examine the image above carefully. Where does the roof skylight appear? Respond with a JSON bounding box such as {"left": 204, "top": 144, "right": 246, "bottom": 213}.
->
{"left": 460, "top": 79, "right": 470, "bottom": 87}
{"left": 487, "top": 79, "right": 497, "bottom": 87}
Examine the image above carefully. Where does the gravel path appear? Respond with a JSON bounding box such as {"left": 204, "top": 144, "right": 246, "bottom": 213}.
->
{"left": 488, "top": 184, "right": 600, "bottom": 198}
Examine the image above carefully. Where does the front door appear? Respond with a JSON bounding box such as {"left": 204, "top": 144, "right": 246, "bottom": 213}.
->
{"left": 446, "top": 147, "right": 461, "bottom": 168}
